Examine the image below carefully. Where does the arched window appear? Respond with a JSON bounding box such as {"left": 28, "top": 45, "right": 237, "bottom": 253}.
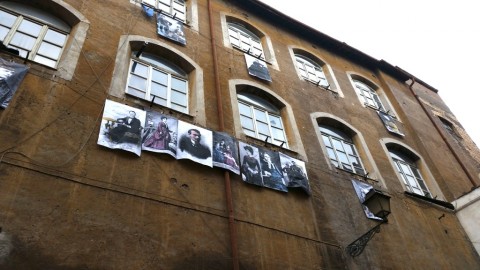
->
{"left": 228, "top": 22, "right": 264, "bottom": 59}
{"left": 319, "top": 124, "right": 366, "bottom": 175}
{"left": 127, "top": 52, "right": 188, "bottom": 113}
{"left": 388, "top": 146, "right": 432, "bottom": 198}
{"left": 142, "top": 0, "right": 186, "bottom": 22}
{"left": 237, "top": 92, "right": 287, "bottom": 147}
{"left": 294, "top": 54, "right": 328, "bottom": 87}
{"left": 352, "top": 79, "right": 386, "bottom": 112}
{"left": 0, "top": 1, "right": 70, "bottom": 68}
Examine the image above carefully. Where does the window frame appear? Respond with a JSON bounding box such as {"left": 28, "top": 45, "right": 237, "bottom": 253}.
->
{"left": 294, "top": 54, "right": 329, "bottom": 88}
{"left": 389, "top": 150, "right": 432, "bottom": 198}
{"left": 319, "top": 125, "right": 366, "bottom": 175}
{"left": 352, "top": 79, "right": 386, "bottom": 112}
{"left": 0, "top": 4, "right": 69, "bottom": 68}
{"left": 237, "top": 93, "right": 288, "bottom": 148}
{"left": 141, "top": 0, "right": 186, "bottom": 22}
{"left": 227, "top": 22, "right": 265, "bottom": 60}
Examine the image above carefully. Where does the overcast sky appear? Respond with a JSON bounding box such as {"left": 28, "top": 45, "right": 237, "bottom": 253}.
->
{"left": 258, "top": 0, "right": 480, "bottom": 147}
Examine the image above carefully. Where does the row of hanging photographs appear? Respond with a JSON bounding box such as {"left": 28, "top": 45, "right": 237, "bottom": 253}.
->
{"left": 97, "top": 99, "right": 311, "bottom": 194}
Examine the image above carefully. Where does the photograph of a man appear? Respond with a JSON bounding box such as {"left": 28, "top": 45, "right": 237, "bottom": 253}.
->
{"left": 280, "top": 152, "right": 310, "bottom": 195}
{"left": 97, "top": 100, "right": 146, "bottom": 156}
{"left": 177, "top": 121, "right": 213, "bottom": 167}
{"left": 259, "top": 149, "right": 287, "bottom": 192}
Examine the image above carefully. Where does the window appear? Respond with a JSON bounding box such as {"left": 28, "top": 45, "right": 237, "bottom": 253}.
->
{"left": 319, "top": 125, "right": 366, "bottom": 175}
{"left": 389, "top": 148, "right": 432, "bottom": 198}
{"left": 142, "top": 0, "right": 186, "bottom": 22}
{"left": 294, "top": 55, "right": 329, "bottom": 87}
{"left": 0, "top": 2, "right": 70, "bottom": 68}
{"left": 352, "top": 79, "right": 386, "bottom": 112}
{"left": 228, "top": 23, "right": 264, "bottom": 59}
{"left": 237, "top": 92, "right": 287, "bottom": 147}
{"left": 126, "top": 52, "right": 188, "bottom": 113}
{"left": 439, "top": 117, "right": 461, "bottom": 140}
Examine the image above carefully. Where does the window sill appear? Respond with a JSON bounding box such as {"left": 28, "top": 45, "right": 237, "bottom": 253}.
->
{"left": 334, "top": 166, "right": 378, "bottom": 183}
{"left": 404, "top": 191, "right": 454, "bottom": 210}
{"left": 243, "top": 134, "right": 300, "bottom": 157}
{"left": 125, "top": 93, "right": 194, "bottom": 121}
{"left": 231, "top": 46, "right": 271, "bottom": 65}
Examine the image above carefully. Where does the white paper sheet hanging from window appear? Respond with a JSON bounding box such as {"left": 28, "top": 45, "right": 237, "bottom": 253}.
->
{"left": 245, "top": 53, "right": 271, "bottom": 82}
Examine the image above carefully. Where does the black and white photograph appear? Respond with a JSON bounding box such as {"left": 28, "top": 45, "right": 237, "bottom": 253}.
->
{"left": 156, "top": 13, "right": 186, "bottom": 45}
{"left": 212, "top": 132, "right": 240, "bottom": 175}
{"left": 97, "top": 100, "right": 146, "bottom": 156}
{"left": 142, "top": 111, "right": 178, "bottom": 158}
{"left": 279, "top": 153, "right": 310, "bottom": 195}
{"left": 177, "top": 121, "right": 213, "bottom": 167}
{"left": 0, "top": 57, "right": 29, "bottom": 109}
{"left": 377, "top": 111, "right": 404, "bottom": 136}
{"left": 245, "top": 53, "right": 271, "bottom": 82}
{"left": 259, "top": 148, "right": 287, "bottom": 192}
{"left": 239, "top": 142, "right": 263, "bottom": 187}
{"left": 351, "top": 179, "right": 383, "bottom": 221}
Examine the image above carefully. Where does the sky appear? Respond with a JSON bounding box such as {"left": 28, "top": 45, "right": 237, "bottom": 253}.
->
{"left": 258, "top": 0, "right": 480, "bottom": 147}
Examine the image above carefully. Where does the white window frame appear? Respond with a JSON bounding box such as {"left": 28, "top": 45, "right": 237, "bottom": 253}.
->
{"left": 142, "top": 0, "right": 186, "bottom": 22}
{"left": 0, "top": 5, "right": 69, "bottom": 68}
{"left": 320, "top": 125, "right": 366, "bottom": 175}
{"left": 389, "top": 150, "right": 432, "bottom": 198}
{"left": 295, "top": 54, "right": 329, "bottom": 87}
{"left": 353, "top": 79, "right": 386, "bottom": 112}
{"left": 126, "top": 54, "right": 189, "bottom": 114}
{"left": 237, "top": 93, "right": 288, "bottom": 148}
{"left": 227, "top": 22, "right": 264, "bottom": 60}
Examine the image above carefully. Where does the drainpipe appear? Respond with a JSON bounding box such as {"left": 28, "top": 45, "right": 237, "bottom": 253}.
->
{"left": 408, "top": 78, "right": 478, "bottom": 189}
{"left": 207, "top": 0, "right": 240, "bottom": 269}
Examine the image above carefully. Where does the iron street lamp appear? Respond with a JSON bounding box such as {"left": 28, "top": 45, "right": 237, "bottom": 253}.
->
{"left": 346, "top": 189, "right": 391, "bottom": 257}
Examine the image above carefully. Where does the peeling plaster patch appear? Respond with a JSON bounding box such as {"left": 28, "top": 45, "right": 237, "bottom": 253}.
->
{"left": 0, "top": 230, "right": 12, "bottom": 263}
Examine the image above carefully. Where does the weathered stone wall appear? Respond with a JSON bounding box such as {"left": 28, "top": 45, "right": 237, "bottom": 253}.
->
{"left": 0, "top": 0, "right": 479, "bottom": 269}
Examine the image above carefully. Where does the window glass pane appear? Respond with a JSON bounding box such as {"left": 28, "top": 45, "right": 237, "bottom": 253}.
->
{"left": 326, "top": 148, "right": 337, "bottom": 161}
{"left": 128, "top": 74, "right": 147, "bottom": 91}
{"left": 17, "top": 19, "right": 42, "bottom": 36}
{"left": 10, "top": 32, "right": 36, "bottom": 50}
{"left": 0, "top": 10, "right": 17, "bottom": 27}
{"left": 337, "top": 152, "right": 349, "bottom": 165}
{"left": 332, "top": 139, "right": 344, "bottom": 152}
{"left": 171, "top": 77, "right": 187, "bottom": 93}
{"left": 153, "top": 97, "right": 168, "bottom": 107}
{"left": 405, "top": 175, "right": 419, "bottom": 188}
{"left": 151, "top": 69, "right": 168, "bottom": 83}
{"left": 43, "top": 29, "right": 67, "bottom": 46}
{"left": 342, "top": 164, "right": 353, "bottom": 172}
{"left": 269, "top": 115, "right": 282, "bottom": 128}
{"left": 0, "top": 26, "right": 9, "bottom": 40}
{"left": 240, "top": 115, "right": 254, "bottom": 130}
{"left": 254, "top": 108, "right": 267, "bottom": 122}
{"left": 171, "top": 90, "right": 187, "bottom": 106}
{"left": 132, "top": 62, "right": 148, "bottom": 76}
{"left": 271, "top": 127, "right": 285, "bottom": 141}
{"left": 170, "top": 103, "right": 187, "bottom": 113}
{"left": 151, "top": 82, "right": 167, "bottom": 99}
{"left": 331, "top": 160, "right": 339, "bottom": 168}
{"left": 256, "top": 121, "right": 270, "bottom": 135}
{"left": 238, "top": 102, "right": 252, "bottom": 116}
{"left": 322, "top": 135, "right": 332, "bottom": 147}
{"left": 244, "top": 129, "right": 256, "bottom": 138}
{"left": 127, "top": 87, "right": 146, "bottom": 99}
{"left": 143, "top": 0, "right": 156, "bottom": 6}
{"left": 33, "top": 55, "right": 56, "bottom": 67}
{"left": 37, "top": 42, "right": 62, "bottom": 60}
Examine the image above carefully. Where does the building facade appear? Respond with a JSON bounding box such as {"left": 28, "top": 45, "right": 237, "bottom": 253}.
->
{"left": 0, "top": 0, "right": 479, "bottom": 269}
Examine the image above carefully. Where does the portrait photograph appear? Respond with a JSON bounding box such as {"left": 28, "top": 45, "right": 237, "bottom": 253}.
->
{"left": 0, "top": 57, "right": 29, "bottom": 109}
{"left": 259, "top": 148, "right": 287, "bottom": 192}
{"left": 238, "top": 142, "right": 264, "bottom": 187}
{"left": 176, "top": 121, "right": 213, "bottom": 167}
{"left": 377, "top": 111, "right": 404, "bottom": 136}
{"left": 142, "top": 110, "right": 178, "bottom": 158}
{"left": 279, "top": 153, "right": 310, "bottom": 195}
{"left": 245, "top": 53, "right": 271, "bottom": 82}
{"left": 351, "top": 179, "right": 383, "bottom": 221}
{"left": 156, "top": 13, "right": 186, "bottom": 45}
{"left": 212, "top": 132, "right": 240, "bottom": 175}
{"left": 97, "top": 100, "right": 146, "bottom": 156}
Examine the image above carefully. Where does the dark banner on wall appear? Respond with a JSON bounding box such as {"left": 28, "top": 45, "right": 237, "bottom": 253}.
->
{"left": 351, "top": 179, "right": 383, "bottom": 220}
{"left": 157, "top": 13, "right": 186, "bottom": 45}
{"left": 239, "top": 141, "right": 264, "bottom": 187}
{"left": 98, "top": 100, "right": 146, "bottom": 156}
{"left": 142, "top": 111, "right": 178, "bottom": 158}
{"left": 279, "top": 152, "right": 310, "bottom": 194}
{"left": 259, "top": 148, "right": 288, "bottom": 192}
{"left": 213, "top": 132, "right": 240, "bottom": 175}
{"left": 377, "top": 111, "right": 404, "bottom": 136}
{"left": 245, "top": 54, "right": 271, "bottom": 82}
{"left": 0, "top": 58, "right": 29, "bottom": 109}
{"left": 177, "top": 120, "right": 213, "bottom": 167}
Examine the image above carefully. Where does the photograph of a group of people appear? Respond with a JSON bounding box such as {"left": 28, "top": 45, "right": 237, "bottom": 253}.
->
{"left": 156, "top": 13, "right": 186, "bottom": 45}
{"left": 98, "top": 100, "right": 310, "bottom": 194}
{"left": 239, "top": 142, "right": 310, "bottom": 194}
{"left": 377, "top": 111, "right": 404, "bottom": 136}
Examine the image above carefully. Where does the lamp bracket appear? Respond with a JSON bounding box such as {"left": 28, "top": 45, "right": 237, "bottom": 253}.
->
{"left": 345, "top": 221, "right": 385, "bottom": 257}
